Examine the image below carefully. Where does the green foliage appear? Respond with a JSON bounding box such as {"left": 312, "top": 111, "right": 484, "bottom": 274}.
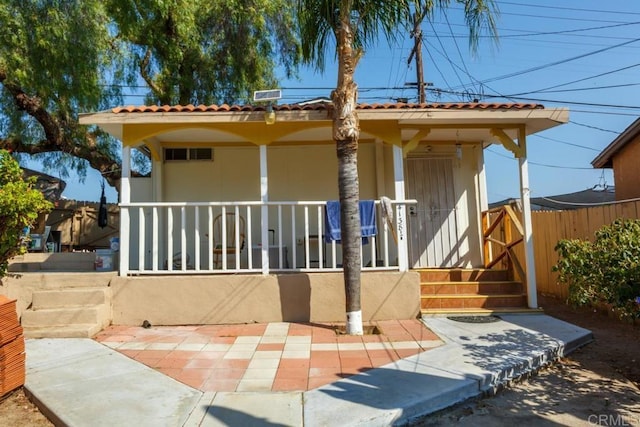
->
{"left": 0, "top": 150, "right": 52, "bottom": 277}
{"left": 0, "top": 0, "right": 300, "bottom": 179}
{"left": 107, "top": 0, "right": 300, "bottom": 105}
{"left": 554, "top": 219, "right": 640, "bottom": 320}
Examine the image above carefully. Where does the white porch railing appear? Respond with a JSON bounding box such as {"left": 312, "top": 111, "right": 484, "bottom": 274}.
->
{"left": 118, "top": 200, "right": 415, "bottom": 275}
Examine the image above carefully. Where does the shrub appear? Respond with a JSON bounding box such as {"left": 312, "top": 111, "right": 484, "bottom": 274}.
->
{"left": 554, "top": 219, "right": 640, "bottom": 321}
{"left": 0, "top": 150, "right": 52, "bottom": 277}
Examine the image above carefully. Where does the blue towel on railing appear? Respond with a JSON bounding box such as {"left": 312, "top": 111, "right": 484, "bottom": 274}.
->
{"left": 324, "top": 200, "right": 377, "bottom": 243}
{"left": 325, "top": 201, "right": 342, "bottom": 242}
{"left": 360, "top": 200, "right": 377, "bottom": 238}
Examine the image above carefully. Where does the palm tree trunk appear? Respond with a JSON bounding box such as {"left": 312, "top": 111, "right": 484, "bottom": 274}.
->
{"left": 333, "top": 5, "right": 363, "bottom": 335}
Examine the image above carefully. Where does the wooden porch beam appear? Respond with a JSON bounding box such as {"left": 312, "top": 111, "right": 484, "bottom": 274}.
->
{"left": 402, "top": 129, "right": 431, "bottom": 157}
{"left": 490, "top": 128, "right": 524, "bottom": 158}
{"left": 360, "top": 121, "right": 402, "bottom": 146}
{"left": 121, "top": 122, "right": 329, "bottom": 147}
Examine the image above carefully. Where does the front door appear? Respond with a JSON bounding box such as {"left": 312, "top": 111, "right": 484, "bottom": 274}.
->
{"left": 406, "top": 157, "right": 460, "bottom": 268}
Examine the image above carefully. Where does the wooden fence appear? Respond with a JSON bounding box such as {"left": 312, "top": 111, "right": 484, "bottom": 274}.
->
{"left": 32, "top": 200, "right": 119, "bottom": 251}
{"left": 523, "top": 200, "right": 640, "bottom": 299}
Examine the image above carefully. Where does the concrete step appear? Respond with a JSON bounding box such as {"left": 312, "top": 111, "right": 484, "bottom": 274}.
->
{"left": 9, "top": 252, "right": 99, "bottom": 272}
{"left": 8, "top": 272, "right": 115, "bottom": 289}
{"left": 418, "top": 268, "right": 510, "bottom": 282}
{"left": 21, "top": 306, "right": 109, "bottom": 327}
{"left": 23, "top": 324, "right": 103, "bottom": 339}
{"left": 420, "top": 281, "right": 523, "bottom": 295}
{"left": 32, "top": 288, "right": 110, "bottom": 310}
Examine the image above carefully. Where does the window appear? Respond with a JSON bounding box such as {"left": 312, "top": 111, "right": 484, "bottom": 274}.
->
{"left": 189, "top": 148, "right": 213, "bottom": 160}
{"left": 164, "top": 148, "right": 213, "bottom": 161}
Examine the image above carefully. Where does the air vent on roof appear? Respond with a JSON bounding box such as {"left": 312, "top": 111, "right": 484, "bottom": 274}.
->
{"left": 253, "top": 89, "right": 282, "bottom": 102}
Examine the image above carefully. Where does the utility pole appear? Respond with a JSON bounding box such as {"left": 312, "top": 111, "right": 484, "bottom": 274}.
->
{"left": 407, "top": 11, "right": 426, "bottom": 103}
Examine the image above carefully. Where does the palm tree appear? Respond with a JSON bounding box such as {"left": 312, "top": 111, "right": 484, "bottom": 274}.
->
{"left": 297, "top": 0, "right": 497, "bottom": 335}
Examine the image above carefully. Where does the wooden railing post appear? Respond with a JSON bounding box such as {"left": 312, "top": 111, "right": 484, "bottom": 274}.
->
{"left": 482, "top": 211, "right": 490, "bottom": 267}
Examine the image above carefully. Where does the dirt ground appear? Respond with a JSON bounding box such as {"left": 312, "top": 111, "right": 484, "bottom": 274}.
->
{"left": 1, "top": 295, "right": 639, "bottom": 426}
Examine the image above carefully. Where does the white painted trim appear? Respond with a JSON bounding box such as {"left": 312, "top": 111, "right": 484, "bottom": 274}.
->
{"left": 346, "top": 310, "right": 363, "bottom": 335}
{"left": 393, "top": 146, "right": 409, "bottom": 272}
{"left": 375, "top": 139, "right": 385, "bottom": 197}
{"left": 518, "top": 129, "right": 538, "bottom": 308}
{"left": 121, "top": 199, "right": 415, "bottom": 275}
{"left": 260, "top": 145, "right": 269, "bottom": 275}
{"left": 119, "top": 146, "right": 131, "bottom": 277}
{"left": 476, "top": 146, "right": 490, "bottom": 263}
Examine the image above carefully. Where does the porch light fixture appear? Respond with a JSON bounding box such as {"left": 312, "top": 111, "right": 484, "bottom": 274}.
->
{"left": 264, "top": 104, "right": 276, "bottom": 125}
{"left": 253, "top": 89, "right": 281, "bottom": 125}
{"left": 455, "top": 131, "right": 462, "bottom": 160}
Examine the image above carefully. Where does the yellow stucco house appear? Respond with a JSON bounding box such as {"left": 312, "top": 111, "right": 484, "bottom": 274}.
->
{"left": 79, "top": 101, "right": 568, "bottom": 325}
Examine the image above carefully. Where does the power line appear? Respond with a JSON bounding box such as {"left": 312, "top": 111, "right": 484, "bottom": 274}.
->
{"left": 508, "top": 63, "right": 640, "bottom": 96}
{"left": 493, "top": 10, "right": 633, "bottom": 25}
{"left": 532, "top": 134, "right": 601, "bottom": 152}
{"left": 570, "top": 121, "right": 620, "bottom": 134}
{"left": 436, "top": 21, "right": 640, "bottom": 43}
{"left": 486, "top": 148, "right": 596, "bottom": 170}
{"left": 426, "top": 18, "right": 467, "bottom": 90}
{"left": 442, "top": 12, "right": 475, "bottom": 93}
{"left": 495, "top": 1, "right": 640, "bottom": 16}
{"left": 525, "top": 82, "right": 640, "bottom": 95}
{"left": 451, "top": 37, "right": 640, "bottom": 90}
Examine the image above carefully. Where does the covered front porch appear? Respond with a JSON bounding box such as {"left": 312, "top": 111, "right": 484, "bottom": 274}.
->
{"left": 80, "top": 102, "right": 569, "bottom": 313}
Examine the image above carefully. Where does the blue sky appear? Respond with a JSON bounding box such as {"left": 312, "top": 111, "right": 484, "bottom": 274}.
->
{"left": 49, "top": 0, "right": 639, "bottom": 204}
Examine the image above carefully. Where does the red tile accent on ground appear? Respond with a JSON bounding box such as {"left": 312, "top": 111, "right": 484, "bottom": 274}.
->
{"left": 256, "top": 343, "right": 285, "bottom": 351}
{"left": 278, "top": 358, "right": 310, "bottom": 369}
{"left": 96, "top": 319, "right": 444, "bottom": 392}
{"left": 275, "top": 367, "right": 309, "bottom": 380}
{"left": 272, "top": 378, "right": 308, "bottom": 391}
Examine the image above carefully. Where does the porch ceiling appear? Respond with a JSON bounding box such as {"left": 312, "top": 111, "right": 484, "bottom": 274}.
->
{"left": 79, "top": 103, "right": 569, "bottom": 148}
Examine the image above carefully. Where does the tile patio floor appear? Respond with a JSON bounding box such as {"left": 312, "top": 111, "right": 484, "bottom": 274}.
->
{"left": 94, "top": 319, "right": 443, "bottom": 392}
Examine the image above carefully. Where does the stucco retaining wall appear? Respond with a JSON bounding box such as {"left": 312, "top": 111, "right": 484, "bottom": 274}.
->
{"left": 110, "top": 271, "right": 420, "bottom": 325}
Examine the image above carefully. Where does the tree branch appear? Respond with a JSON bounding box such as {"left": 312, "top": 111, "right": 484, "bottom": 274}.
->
{"left": 139, "top": 49, "right": 166, "bottom": 103}
{"left": 0, "top": 70, "right": 123, "bottom": 191}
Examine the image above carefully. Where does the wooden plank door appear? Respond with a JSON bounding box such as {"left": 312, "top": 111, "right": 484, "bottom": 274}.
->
{"left": 406, "top": 157, "right": 460, "bottom": 268}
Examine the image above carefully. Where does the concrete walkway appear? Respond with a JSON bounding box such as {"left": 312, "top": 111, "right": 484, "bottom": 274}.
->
{"left": 24, "top": 315, "right": 592, "bottom": 426}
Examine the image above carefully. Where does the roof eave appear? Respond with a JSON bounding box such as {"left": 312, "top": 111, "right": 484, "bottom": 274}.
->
{"left": 592, "top": 117, "right": 640, "bottom": 168}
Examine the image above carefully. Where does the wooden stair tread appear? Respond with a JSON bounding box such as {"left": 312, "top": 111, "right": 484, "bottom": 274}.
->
{"left": 421, "top": 308, "right": 544, "bottom": 314}
{"left": 414, "top": 268, "right": 508, "bottom": 271}
{"left": 420, "top": 280, "right": 520, "bottom": 285}
{"left": 421, "top": 293, "right": 526, "bottom": 299}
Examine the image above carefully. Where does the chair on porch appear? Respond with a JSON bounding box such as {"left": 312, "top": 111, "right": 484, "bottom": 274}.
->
{"left": 212, "top": 212, "right": 246, "bottom": 268}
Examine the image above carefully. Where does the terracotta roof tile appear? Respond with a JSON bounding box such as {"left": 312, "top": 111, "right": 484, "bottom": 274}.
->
{"left": 111, "top": 102, "right": 543, "bottom": 114}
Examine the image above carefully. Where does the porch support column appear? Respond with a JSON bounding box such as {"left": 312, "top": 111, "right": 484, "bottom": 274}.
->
{"left": 152, "top": 158, "right": 163, "bottom": 271}
{"left": 517, "top": 128, "right": 537, "bottom": 308}
{"left": 119, "top": 145, "right": 131, "bottom": 277}
{"left": 260, "top": 144, "right": 269, "bottom": 275}
{"left": 392, "top": 145, "right": 409, "bottom": 272}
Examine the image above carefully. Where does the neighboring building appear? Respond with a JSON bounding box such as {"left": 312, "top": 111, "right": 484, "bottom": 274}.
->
{"left": 490, "top": 187, "right": 615, "bottom": 211}
{"left": 592, "top": 117, "right": 640, "bottom": 201}
{"left": 22, "top": 168, "right": 66, "bottom": 202}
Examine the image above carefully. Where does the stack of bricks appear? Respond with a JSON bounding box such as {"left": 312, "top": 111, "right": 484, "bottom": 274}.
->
{"left": 0, "top": 295, "right": 25, "bottom": 397}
